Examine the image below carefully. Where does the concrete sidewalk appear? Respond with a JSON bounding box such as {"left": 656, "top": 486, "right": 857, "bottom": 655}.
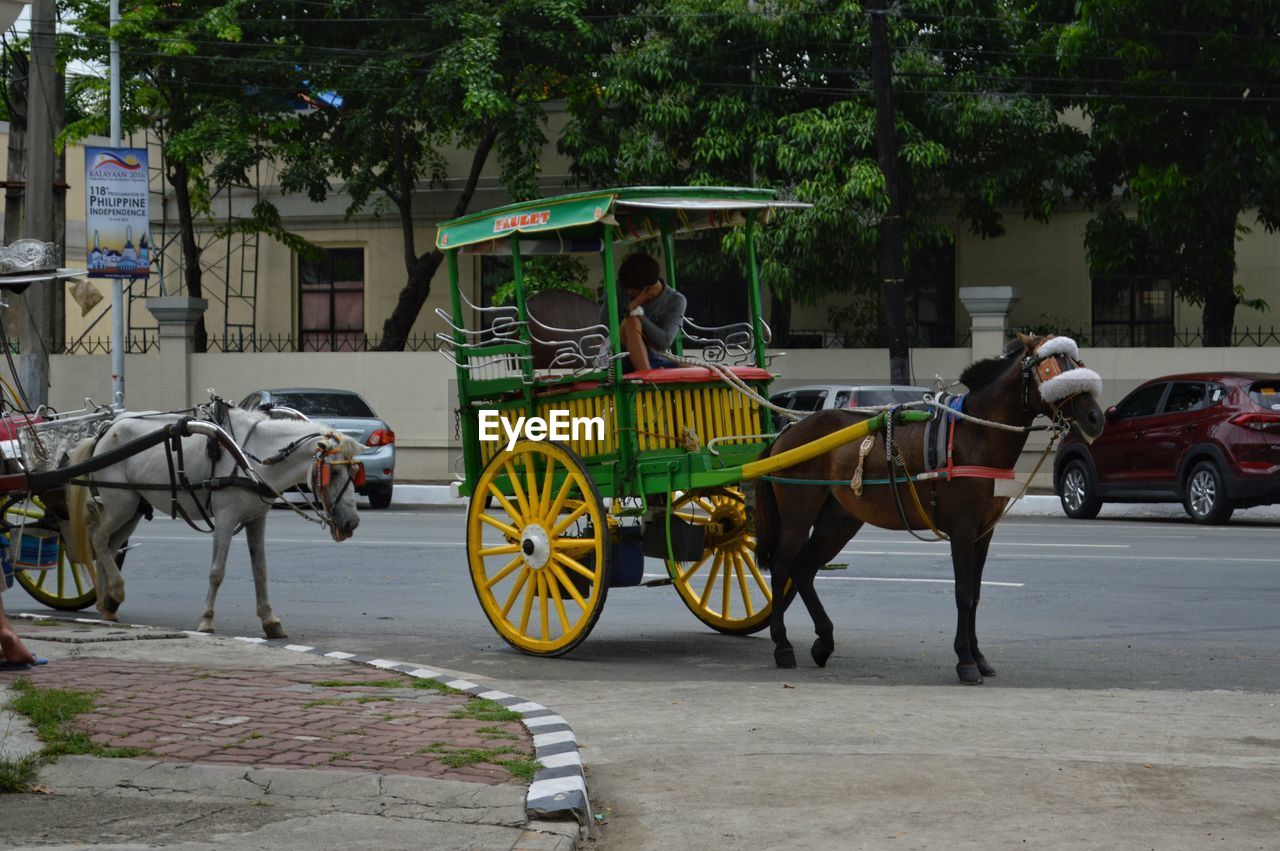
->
{"left": 0, "top": 618, "right": 586, "bottom": 850}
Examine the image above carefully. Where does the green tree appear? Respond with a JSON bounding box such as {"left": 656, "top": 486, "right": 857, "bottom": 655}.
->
{"left": 563, "top": 1, "right": 1082, "bottom": 348}
{"left": 63, "top": 0, "right": 310, "bottom": 351}
{"left": 1044, "top": 0, "right": 1280, "bottom": 345}
{"left": 278, "top": 0, "right": 589, "bottom": 351}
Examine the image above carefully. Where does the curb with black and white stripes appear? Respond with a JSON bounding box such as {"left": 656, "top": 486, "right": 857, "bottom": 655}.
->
{"left": 15, "top": 614, "right": 591, "bottom": 823}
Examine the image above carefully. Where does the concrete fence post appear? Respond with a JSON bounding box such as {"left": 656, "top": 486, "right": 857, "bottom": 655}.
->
{"left": 145, "top": 296, "right": 207, "bottom": 407}
{"left": 959, "top": 286, "right": 1019, "bottom": 361}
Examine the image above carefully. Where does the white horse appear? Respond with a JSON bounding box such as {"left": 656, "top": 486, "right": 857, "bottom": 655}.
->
{"left": 66, "top": 406, "right": 364, "bottom": 638}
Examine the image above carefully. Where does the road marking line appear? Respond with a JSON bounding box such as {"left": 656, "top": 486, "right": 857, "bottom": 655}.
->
{"left": 639, "top": 572, "right": 1023, "bottom": 588}
{"left": 129, "top": 535, "right": 465, "bottom": 547}
{"left": 834, "top": 551, "right": 1280, "bottom": 564}
{"left": 822, "top": 576, "right": 1024, "bottom": 587}
{"left": 833, "top": 541, "right": 1127, "bottom": 549}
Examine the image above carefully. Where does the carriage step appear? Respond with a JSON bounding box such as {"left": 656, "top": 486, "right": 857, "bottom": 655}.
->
{"left": 641, "top": 577, "right": 674, "bottom": 587}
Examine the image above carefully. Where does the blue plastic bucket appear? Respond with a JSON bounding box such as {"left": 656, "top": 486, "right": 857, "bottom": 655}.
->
{"left": 12, "top": 529, "right": 59, "bottom": 570}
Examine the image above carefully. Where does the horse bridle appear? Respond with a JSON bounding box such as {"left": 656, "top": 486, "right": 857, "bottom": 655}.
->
{"left": 1020, "top": 340, "right": 1089, "bottom": 422}
{"left": 256, "top": 431, "right": 362, "bottom": 531}
{"left": 309, "top": 439, "right": 364, "bottom": 522}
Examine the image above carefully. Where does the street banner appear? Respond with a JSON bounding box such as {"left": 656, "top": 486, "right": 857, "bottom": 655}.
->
{"left": 85, "top": 146, "right": 151, "bottom": 278}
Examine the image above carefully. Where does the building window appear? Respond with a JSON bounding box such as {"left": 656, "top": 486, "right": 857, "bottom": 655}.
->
{"left": 1092, "top": 275, "right": 1173, "bottom": 346}
{"left": 300, "top": 247, "right": 364, "bottom": 351}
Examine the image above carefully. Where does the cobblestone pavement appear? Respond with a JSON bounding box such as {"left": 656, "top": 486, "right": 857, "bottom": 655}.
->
{"left": 7, "top": 658, "right": 536, "bottom": 785}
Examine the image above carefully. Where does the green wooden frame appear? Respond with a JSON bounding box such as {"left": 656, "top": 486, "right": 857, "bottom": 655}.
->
{"left": 443, "top": 186, "right": 802, "bottom": 500}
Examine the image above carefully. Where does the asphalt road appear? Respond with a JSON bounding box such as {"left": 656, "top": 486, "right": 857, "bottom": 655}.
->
{"left": 18, "top": 508, "right": 1278, "bottom": 693}
{"left": 12, "top": 507, "right": 1280, "bottom": 849}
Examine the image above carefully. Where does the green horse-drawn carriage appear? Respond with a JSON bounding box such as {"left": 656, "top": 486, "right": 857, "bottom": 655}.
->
{"left": 440, "top": 186, "right": 922, "bottom": 655}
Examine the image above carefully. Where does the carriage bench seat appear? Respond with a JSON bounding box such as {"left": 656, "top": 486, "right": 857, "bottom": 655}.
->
{"left": 627, "top": 366, "right": 773, "bottom": 384}
{"left": 537, "top": 365, "right": 773, "bottom": 396}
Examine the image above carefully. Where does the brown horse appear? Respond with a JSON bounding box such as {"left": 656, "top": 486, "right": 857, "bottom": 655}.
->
{"left": 754, "top": 334, "right": 1105, "bottom": 684}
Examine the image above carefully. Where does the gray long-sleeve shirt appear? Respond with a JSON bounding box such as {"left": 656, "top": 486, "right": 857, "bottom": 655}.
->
{"left": 600, "top": 285, "right": 686, "bottom": 352}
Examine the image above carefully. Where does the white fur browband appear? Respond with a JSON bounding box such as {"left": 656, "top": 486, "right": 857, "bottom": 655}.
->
{"left": 1035, "top": 336, "right": 1080, "bottom": 360}
{"left": 1035, "top": 337, "right": 1102, "bottom": 403}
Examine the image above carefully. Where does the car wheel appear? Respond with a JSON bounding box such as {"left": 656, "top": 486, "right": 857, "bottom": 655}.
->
{"left": 1183, "top": 462, "right": 1233, "bottom": 525}
{"left": 1059, "top": 459, "right": 1102, "bottom": 520}
{"left": 368, "top": 485, "right": 393, "bottom": 510}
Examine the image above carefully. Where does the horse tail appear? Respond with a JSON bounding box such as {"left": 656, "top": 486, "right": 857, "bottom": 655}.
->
{"left": 65, "top": 437, "right": 100, "bottom": 566}
{"left": 753, "top": 444, "right": 779, "bottom": 570}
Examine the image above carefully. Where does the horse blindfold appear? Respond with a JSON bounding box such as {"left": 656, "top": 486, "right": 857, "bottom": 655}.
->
{"left": 1031, "top": 337, "right": 1103, "bottom": 404}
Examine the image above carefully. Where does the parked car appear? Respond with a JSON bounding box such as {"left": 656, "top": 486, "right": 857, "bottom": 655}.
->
{"left": 239, "top": 388, "right": 396, "bottom": 509}
{"left": 1054, "top": 372, "right": 1280, "bottom": 524}
{"left": 768, "top": 384, "right": 930, "bottom": 429}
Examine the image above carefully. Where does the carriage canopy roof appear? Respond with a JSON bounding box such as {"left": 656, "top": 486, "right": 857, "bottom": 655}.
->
{"left": 434, "top": 186, "right": 808, "bottom": 254}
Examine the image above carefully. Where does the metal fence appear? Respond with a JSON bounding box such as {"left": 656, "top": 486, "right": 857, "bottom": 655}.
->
{"left": 45, "top": 326, "right": 1280, "bottom": 354}
{"left": 56, "top": 333, "right": 447, "bottom": 354}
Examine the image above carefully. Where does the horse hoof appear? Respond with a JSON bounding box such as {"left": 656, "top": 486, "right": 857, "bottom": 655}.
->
{"left": 975, "top": 656, "right": 997, "bottom": 678}
{"left": 811, "top": 639, "right": 834, "bottom": 668}
{"left": 102, "top": 598, "right": 120, "bottom": 615}
{"left": 100, "top": 611, "right": 119, "bottom": 622}
{"left": 956, "top": 663, "right": 983, "bottom": 685}
{"left": 775, "top": 647, "right": 797, "bottom": 669}
{"left": 263, "top": 622, "right": 288, "bottom": 640}
{"left": 196, "top": 622, "right": 215, "bottom": 634}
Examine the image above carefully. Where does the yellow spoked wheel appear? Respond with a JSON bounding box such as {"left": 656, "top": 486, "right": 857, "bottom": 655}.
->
{"left": 666, "top": 488, "right": 773, "bottom": 635}
{"left": 466, "top": 441, "right": 608, "bottom": 657}
{"left": 5, "top": 499, "right": 98, "bottom": 611}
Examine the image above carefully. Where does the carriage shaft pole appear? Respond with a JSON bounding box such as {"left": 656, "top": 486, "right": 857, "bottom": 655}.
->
{"left": 735, "top": 410, "right": 931, "bottom": 485}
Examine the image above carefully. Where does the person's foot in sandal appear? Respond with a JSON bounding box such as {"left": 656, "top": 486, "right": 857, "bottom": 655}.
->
{"left": 0, "top": 604, "right": 37, "bottom": 667}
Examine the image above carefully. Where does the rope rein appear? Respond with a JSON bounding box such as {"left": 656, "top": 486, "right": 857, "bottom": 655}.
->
{"left": 656, "top": 350, "right": 810, "bottom": 422}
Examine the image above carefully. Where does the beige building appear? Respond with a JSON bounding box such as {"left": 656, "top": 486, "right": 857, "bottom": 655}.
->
{"left": 5, "top": 105, "right": 1280, "bottom": 356}
{"left": 4, "top": 110, "right": 1280, "bottom": 482}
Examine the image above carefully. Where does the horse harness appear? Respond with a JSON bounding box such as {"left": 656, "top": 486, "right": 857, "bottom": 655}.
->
{"left": 874, "top": 341, "right": 1093, "bottom": 542}
{"left": 72, "top": 409, "right": 359, "bottom": 535}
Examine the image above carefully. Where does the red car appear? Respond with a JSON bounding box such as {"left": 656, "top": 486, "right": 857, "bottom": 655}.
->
{"left": 1055, "top": 372, "right": 1280, "bottom": 524}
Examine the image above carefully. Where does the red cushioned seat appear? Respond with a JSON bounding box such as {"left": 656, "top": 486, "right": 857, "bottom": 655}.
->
{"left": 625, "top": 366, "right": 773, "bottom": 383}
{"left": 536, "top": 365, "right": 772, "bottom": 396}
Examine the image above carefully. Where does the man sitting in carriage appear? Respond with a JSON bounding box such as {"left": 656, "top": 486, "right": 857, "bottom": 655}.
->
{"left": 603, "top": 253, "right": 687, "bottom": 373}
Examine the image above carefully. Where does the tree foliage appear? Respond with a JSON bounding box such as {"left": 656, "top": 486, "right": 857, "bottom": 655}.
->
{"left": 1033, "top": 0, "right": 1280, "bottom": 344}
{"left": 62, "top": 0, "right": 313, "bottom": 350}
{"left": 563, "top": 1, "right": 1082, "bottom": 342}
{"left": 278, "top": 0, "right": 590, "bottom": 350}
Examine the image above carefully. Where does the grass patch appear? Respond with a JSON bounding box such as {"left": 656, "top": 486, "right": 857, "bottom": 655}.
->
{"left": 328, "top": 751, "right": 350, "bottom": 763}
{"left": 5, "top": 678, "right": 150, "bottom": 760}
{"left": 30, "top": 618, "right": 59, "bottom": 627}
{"left": 310, "top": 677, "right": 461, "bottom": 695}
{"left": 0, "top": 754, "right": 41, "bottom": 793}
{"left": 476, "top": 726, "right": 520, "bottom": 741}
{"left": 500, "top": 756, "right": 543, "bottom": 784}
{"left": 448, "top": 698, "right": 520, "bottom": 723}
{"left": 304, "top": 696, "right": 394, "bottom": 708}
{"left": 417, "top": 743, "right": 541, "bottom": 783}
{"left": 408, "top": 678, "right": 463, "bottom": 695}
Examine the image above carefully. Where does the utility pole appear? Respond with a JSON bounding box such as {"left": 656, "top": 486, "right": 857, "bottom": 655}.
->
{"left": 109, "top": 0, "right": 125, "bottom": 405}
{"left": 868, "top": 0, "right": 910, "bottom": 385}
{"left": 3, "top": 45, "right": 27, "bottom": 349}
{"left": 18, "top": 0, "right": 55, "bottom": 407}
